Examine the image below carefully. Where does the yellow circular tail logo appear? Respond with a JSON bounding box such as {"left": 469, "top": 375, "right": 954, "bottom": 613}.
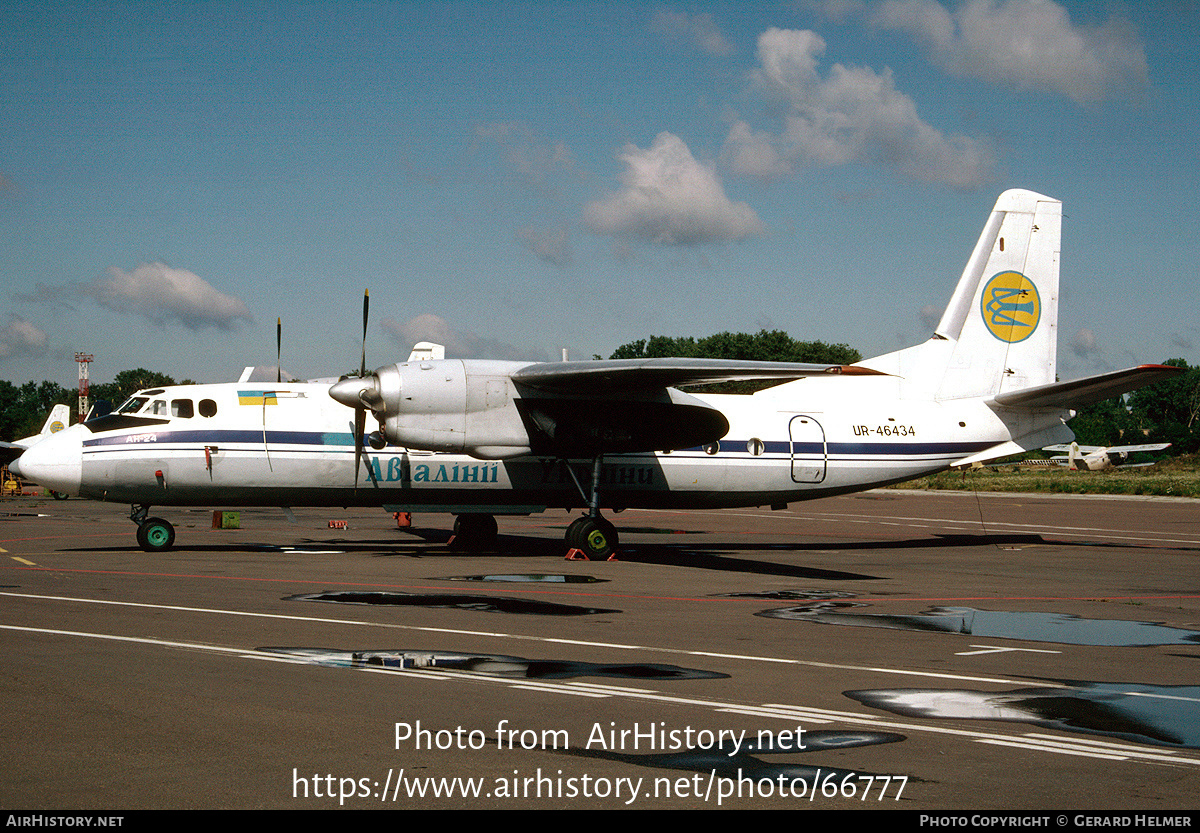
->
{"left": 49, "top": 421, "right": 65, "bottom": 433}
{"left": 981, "top": 271, "right": 1040, "bottom": 343}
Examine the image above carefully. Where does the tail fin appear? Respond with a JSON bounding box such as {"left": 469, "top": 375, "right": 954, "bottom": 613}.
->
{"left": 40, "top": 404, "right": 70, "bottom": 437}
{"left": 936, "top": 189, "right": 1060, "bottom": 398}
{"left": 6, "top": 403, "right": 71, "bottom": 451}
{"left": 859, "top": 189, "right": 1061, "bottom": 400}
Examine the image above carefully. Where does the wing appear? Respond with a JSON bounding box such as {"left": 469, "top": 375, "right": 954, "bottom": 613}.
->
{"left": 511, "top": 358, "right": 881, "bottom": 394}
{"left": 1104, "top": 443, "right": 1172, "bottom": 454}
{"left": 331, "top": 357, "right": 886, "bottom": 459}
{"left": 508, "top": 359, "right": 884, "bottom": 455}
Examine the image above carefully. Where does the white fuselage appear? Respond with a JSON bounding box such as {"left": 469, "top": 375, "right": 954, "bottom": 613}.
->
{"left": 16, "top": 374, "right": 1058, "bottom": 514}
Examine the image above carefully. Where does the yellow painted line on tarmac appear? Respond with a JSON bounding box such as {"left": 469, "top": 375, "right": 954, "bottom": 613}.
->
{"left": 11, "top": 556, "right": 36, "bottom": 566}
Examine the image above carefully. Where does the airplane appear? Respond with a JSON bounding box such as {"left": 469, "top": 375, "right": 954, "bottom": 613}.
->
{"left": 2, "top": 403, "right": 70, "bottom": 467}
{"left": 1043, "top": 441, "right": 1172, "bottom": 471}
{"left": 10, "top": 189, "right": 1183, "bottom": 558}
{"left": 2, "top": 403, "right": 71, "bottom": 498}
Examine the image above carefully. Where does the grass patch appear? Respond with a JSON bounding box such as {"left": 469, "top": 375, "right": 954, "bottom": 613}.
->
{"left": 894, "top": 454, "right": 1200, "bottom": 498}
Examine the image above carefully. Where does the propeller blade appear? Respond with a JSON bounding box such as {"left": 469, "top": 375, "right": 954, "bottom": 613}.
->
{"left": 276, "top": 318, "right": 282, "bottom": 384}
{"left": 360, "top": 289, "right": 369, "bottom": 378}
{"left": 353, "top": 407, "right": 366, "bottom": 490}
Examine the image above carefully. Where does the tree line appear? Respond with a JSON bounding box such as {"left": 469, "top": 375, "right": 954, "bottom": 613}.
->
{"left": 0, "top": 369, "right": 186, "bottom": 442}
{"left": 605, "top": 330, "right": 861, "bottom": 394}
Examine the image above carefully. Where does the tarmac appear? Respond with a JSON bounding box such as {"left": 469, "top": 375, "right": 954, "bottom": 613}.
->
{"left": 2, "top": 488, "right": 1198, "bottom": 810}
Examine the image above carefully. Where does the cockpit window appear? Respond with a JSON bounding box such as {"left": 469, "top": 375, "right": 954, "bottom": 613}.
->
{"left": 116, "top": 397, "right": 149, "bottom": 414}
{"left": 150, "top": 400, "right": 168, "bottom": 415}
{"left": 171, "top": 399, "right": 194, "bottom": 418}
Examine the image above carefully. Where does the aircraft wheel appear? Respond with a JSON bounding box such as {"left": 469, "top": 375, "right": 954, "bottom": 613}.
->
{"left": 566, "top": 517, "right": 617, "bottom": 560}
{"left": 137, "top": 518, "right": 175, "bottom": 552}
{"left": 49, "top": 490, "right": 68, "bottom": 501}
{"left": 451, "top": 513, "right": 497, "bottom": 550}
{"left": 565, "top": 517, "right": 590, "bottom": 551}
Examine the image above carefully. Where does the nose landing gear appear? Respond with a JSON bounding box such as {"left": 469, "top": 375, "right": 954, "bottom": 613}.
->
{"left": 131, "top": 504, "right": 176, "bottom": 552}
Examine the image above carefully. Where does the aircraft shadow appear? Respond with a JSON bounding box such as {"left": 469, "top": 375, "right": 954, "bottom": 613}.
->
{"left": 57, "top": 530, "right": 1047, "bottom": 582}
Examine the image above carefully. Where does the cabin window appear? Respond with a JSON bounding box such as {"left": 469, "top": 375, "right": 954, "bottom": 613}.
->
{"left": 704, "top": 442, "right": 720, "bottom": 455}
{"left": 117, "top": 397, "right": 148, "bottom": 414}
{"left": 747, "top": 438, "right": 765, "bottom": 456}
{"left": 199, "top": 399, "right": 218, "bottom": 418}
{"left": 172, "top": 399, "right": 194, "bottom": 418}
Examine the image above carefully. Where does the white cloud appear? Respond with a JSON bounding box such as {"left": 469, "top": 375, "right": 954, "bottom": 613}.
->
{"left": 724, "top": 27, "right": 993, "bottom": 188}
{"left": 649, "top": 10, "right": 734, "bottom": 56}
{"left": 86, "top": 263, "right": 252, "bottom": 330}
{"left": 0, "top": 317, "right": 48, "bottom": 361}
{"left": 867, "top": 0, "right": 1149, "bottom": 104}
{"left": 723, "top": 121, "right": 794, "bottom": 181}
{"left": 584, "top": 132, "right": 764, "bottom": 245}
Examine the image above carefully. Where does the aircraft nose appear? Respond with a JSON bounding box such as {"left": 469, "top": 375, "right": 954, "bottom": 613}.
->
{"left": 13, "top": 425, "right": 83, "bottom": 496}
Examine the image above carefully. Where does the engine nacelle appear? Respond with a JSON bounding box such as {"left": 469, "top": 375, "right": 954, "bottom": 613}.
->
{"left": 329, "top": 357, "right": 734, "bottom": 460}
{"left": 374, "top": 360, "right": 534, "bottom": 457}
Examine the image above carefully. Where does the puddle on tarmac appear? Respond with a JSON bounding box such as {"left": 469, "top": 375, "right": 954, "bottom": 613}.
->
{"left": 848, "top": 681, "right": 1200, "bottom": 748}
{"left": 560, "top": 729, "right": 909, "bottom": 789}
{"left": 286, "top": 590, "right": 619, "bottom": 616}
{"left": 258, "top": 647, "right": 725, "bottom": 680}
{"left": 443, "top": 574, "right": 607, "bottom": 584}
{"left": 758, "top": 602, "right": 1200, "bottom": 646}
{"left": 246, "top": 544, "right": 346, "bottom": 554}
{"left": 717, "top": 589, "right": 858, "bottom": 601}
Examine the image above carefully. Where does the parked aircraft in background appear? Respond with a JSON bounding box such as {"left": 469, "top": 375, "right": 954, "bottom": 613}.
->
{"left": 10, "top": 190, "right": 1182, "bottom": 557}
{"left": 1045, "top": 441, "right": 1172, "bottom": 471}
{"left": 1, "top": 404, "right": 70, "bottom": 467}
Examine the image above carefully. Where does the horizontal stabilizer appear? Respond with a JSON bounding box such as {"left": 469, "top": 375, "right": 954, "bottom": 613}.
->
{"left": 989, "top": 365, "right": 1183, "bottom": 410}
{"left": 512, "top": 358, "right": 883, "bottom": 395}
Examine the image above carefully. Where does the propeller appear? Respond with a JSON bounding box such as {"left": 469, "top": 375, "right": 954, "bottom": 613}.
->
{"left": 329, "top": 290, "right": 397, "bottom": 488}
{"left": 338, "top": 290, "right": 382, "bottom": 490}
{"left": 276, "top": 317, "right": 282, "bottom": 384}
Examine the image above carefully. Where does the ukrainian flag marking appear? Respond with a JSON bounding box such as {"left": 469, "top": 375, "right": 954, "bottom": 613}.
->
{"left": 238, "top": 390, "right": 278, "bottom": 406}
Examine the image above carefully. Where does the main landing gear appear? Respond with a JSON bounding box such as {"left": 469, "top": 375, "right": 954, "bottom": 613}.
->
{"left": 447, "top": 456, "right": 620, "bottom": 560}
{"left": 131, "top": 504, "right": 175, "bottom": 552}
{"left": 450, "top": 513, "right": 499, "bottom": 550}
{"left": 561, "top": 456, "right": 619, "bottom": 561}
{"left": 564, "top": 514, "right": 618, "bottom": 560}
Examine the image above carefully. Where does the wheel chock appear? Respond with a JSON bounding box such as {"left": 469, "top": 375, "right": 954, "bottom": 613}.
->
{"left": 394, "top": 511, "right": 411, "bottom": 528}
{"left": 565, "top": 549, "right": 620, "bottom": 562}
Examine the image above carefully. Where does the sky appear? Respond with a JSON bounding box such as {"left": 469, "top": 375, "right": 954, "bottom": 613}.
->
{"left": 2, "top": 0, "right": 1198, "bottom": 391}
